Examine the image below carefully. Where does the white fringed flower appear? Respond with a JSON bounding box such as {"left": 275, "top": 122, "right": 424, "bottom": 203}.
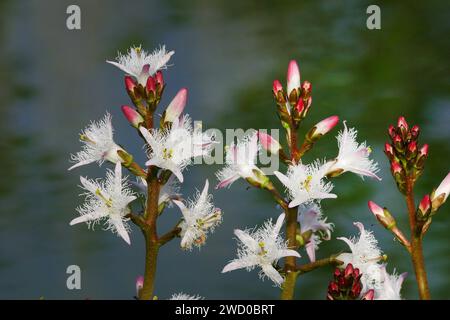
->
{"left": 169, "top": 293, "right": 204, "bottom": 300}
{"left": 173, "top": 180, "right": 222, "bottom": 250}
{"left": 69, "top": 113, "right": 123, "bottom": 171}
{"left": 140, "top": 115, "right": 215, "bottom": 183}
{"left": 222, "top": 213, "right": 300, "bottom": 286}
{"left": 337, "top": 222, "right": 384, "bottom": 290}
{"left": 298, "top": 203, "right": 334, "bottom": 262}
{"left": 375, "top": 265, "right": 407, "bottom": 300}
{"left": 274, "top": 161, "right": 336, "bottom": 208}
{"left": 107, "top": 45, "right": 174, "bottom": 85}
{"left": 215, "top": 132, "right": 264, "bottom": 189}
{"left": 70, "top": 162, "right": 136, "bottom": 244}
{"left": 326, "top": 122, "right": 381, "bottom": 180}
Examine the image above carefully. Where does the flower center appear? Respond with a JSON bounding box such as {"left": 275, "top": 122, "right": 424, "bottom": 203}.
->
{"left": 163, "top": 148, "right": 174, "bottom": 160}
{"left": 258, "top": 241, "right": 267, "bottom": 256}
{"left": 134, "top": 45, "right": 142, "bottom": 58}
{"left": 302, "top": 175, "right": 313, "bottom": 192}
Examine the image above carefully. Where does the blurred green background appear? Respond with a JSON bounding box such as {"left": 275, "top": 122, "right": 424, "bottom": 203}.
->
{"left": 0, "top": 0, "right": 449, "bottom": 299}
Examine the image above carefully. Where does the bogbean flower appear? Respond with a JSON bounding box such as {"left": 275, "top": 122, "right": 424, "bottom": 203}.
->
{"left": 70, "top": 162, "right": 137, "bottom": 244}
{"left": 169, "top": 293, "right": 204, "bottom": 300}
{"left": 215, "top": 132, "right": 266, "bottom": 189}
{"left": 337, "top": 222, "right": 384, "bottom": 291}
{"left": 375, "top": 266, "right": 407, "bottom": 300}
{"left": 222, "top": 213, "right": 300, "bottom": 286}
{"left": 107, "top": 45, "right": 174, "bottom": 86}
{"left": 173, "top": 180, "right": 222, "bottom": 250}
{"left": 297, "top": 203, "right": 334, "bottom": 262}
{"left": 68, "top": 113, "right": 124, "bottom": 171}
{"left": 274, "top": 161, "right": 336, "bottom": 208}
{"left": 326, "top": 122, "right": 381, "bottom": 180}
{"left": 140, "top": 115, "right": 215, "bottom": 182}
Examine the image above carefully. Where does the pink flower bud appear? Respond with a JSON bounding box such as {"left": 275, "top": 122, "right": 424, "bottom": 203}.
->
{"left": 419, "top": 194, "right": 431, "bottom": 214}
{"left": 397, "top": 116, "right": 409, "bottom": 132}
{"left": 272, "top": 80, "right": 283, "bottom": 96}
{"left": 155, "top": 70, "right": 164, "bottom": 87}
{"left": 135, "top": 276, "right": 144, "bottom": 297}
{"left": 391, "top": 161, "right": 402, "bottom": 174}
{"left": 257, "top": 131, "right": 281, "bottom": 155}
{"left": 295, "top": 98, "right": 305, "bottom": 114}
{"left": 344, "top": 263, "right": 354, "bottom": 278}
{"left": 388, "top": 125, "right": 396, "bottom": 139}
{"left": 313, "top": 115, "right": 339, "bottom": 136}
{"left": 408, "top": 141, "right": 417, "bottom": 152}
{"left": 393, "top": 134, "right": 402, "bottom": 144}
{"left": 124, "top": 75, "right": 137, "bottom": 93}
{"left": 419, "top": 144, "right": 429, "bottom": 157}
{"left": 121, "top": 105, "right": 144, "bottom": 128}
{"left": 368, "top": 201, "right": 384, "bottom": 218}
{"left": 286, "top": 60, "right": 300, "bottom": 95}
{"left": 301, "top": 81, "right": 312, "bottom": 96}
{"left": 411, "top": 125, "right": 420, "bottom": 139}
{"left": 164, "top": 88, "right": 188, "bottom": 123}
{"left": 384, "top": 143, "right": 394, "bottom": 157}
{"left": 146, "top": 75, "right": 156, "bottom": 95}
{"left": 361, "top": 289, "right": 375, "bottom": 300}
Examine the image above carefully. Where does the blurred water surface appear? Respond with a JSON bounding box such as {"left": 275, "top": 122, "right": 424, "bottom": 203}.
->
{"left": 0, "top": 0, "right": 449, "bottom": 299}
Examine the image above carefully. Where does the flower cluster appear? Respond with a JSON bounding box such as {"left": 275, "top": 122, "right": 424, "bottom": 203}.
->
{"left": 337, "top": 222, "right": 406, "bottom": 299}
{"left": 219, "top": 60, "right": 381, "bottom": 288}
{"left": 69, "top": 46, "right": 222, "bottom": 256}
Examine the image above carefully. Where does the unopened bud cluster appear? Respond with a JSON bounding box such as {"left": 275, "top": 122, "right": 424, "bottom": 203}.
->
{"left": 272, "top": 60, "right": 313, "bottom": 126}
{"left": 327, "top": 264, "right": 374, "bottom": 300}
{"left": 385, "top": 117, "right": 428, "bottom": 194}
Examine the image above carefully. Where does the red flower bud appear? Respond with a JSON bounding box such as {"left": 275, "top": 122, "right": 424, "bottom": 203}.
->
{"left": 388, "top": 125, "right": 396, "bottom": 139}
{"left": 384, "top": 143, "right": 394, "bottom": 160}
{"left": 146, "top": 75, "right": 156, "bottom": 95}
{"left": 361, "top": 289, "right": 375, "bottom": 300}
{"left": 124, "top": 75, "right": 137, "bottom": 93}
{"left": 155, "top": 70, "right": 164, "bottom": 87}
{"left": 272, "top": 80, "right": 283, "bottom": 96}
{"left": 419, "top": 194, "right": 431, "bottom": 214}
{"left": 295, "top": 98, "right": 304, "bottom": 114}
{"left": 419, "top": 144, "right": 429, "bottom": 157}
{"left": 408, "top": 141, "right": 417, "bottom": 153}
{"left": 411, "top": 125, "right": 420, "bottom": 139}
{"left": 301, "top": 81, "right": 312, "bottom": 97}
{"left": 344, "top": 263, "right": 354, "bottom": 279}
{"left": 391, "top": 161, "right": 402, "bottom": 175}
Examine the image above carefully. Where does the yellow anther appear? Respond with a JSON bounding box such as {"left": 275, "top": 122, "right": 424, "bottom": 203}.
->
{"left": 162, "top": 148, "right": 173, "bottom": 160}
{"left": 302, "top": 175, "right": 313, "bottom": 192}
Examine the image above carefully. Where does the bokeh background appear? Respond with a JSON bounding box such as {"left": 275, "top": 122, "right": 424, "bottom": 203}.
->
{"left": 0, "top": 0, "right": 449, "bottom": 299}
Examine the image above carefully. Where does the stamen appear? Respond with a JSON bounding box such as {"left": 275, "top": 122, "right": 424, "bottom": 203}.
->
{"left": 302, "top": 175, "right": 313, "bottom": 192}
{"left": 79, "top": 134, "right": 95, "bottom": 144}
{"left": 95, "top": 189, "right": 112, "bottom": 207}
